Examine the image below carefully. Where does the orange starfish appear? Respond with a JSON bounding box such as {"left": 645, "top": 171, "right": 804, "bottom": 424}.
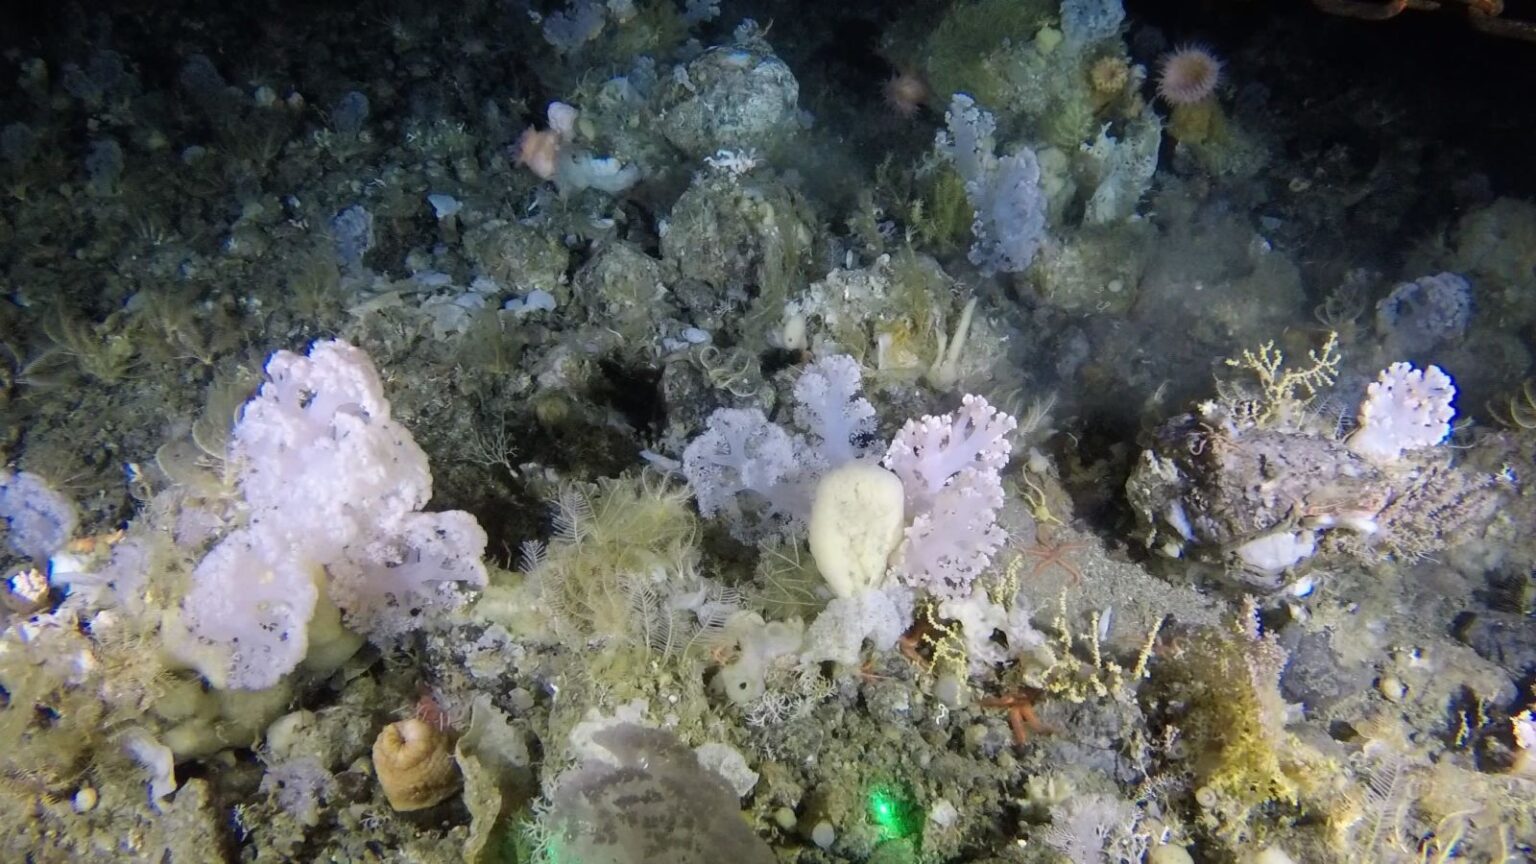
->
{"left": 979, "top": 689, "right": 1052, "bottom": 746}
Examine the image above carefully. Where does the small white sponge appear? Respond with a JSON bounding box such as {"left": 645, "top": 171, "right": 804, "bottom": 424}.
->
{"left": 808, "top": 462, "right": 905, "bottom": 598}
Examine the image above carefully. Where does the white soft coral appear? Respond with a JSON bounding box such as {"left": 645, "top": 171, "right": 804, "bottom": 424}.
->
{"left": 791, "top": 353, "right": 877, "bottom": 466}
{"left": 681, "top": 354, "right": 878, "bottom": 542}
{"left": 233, "top": 339, "right": 432, "bottom": 564}
{"left": 681, "top": 407, "right": 799, "bottom": 540}
{"left": 883, "top": 395, "right": 1016, "bottom": 599}
{"left": 179, "top": 340, "right": 487, "bottom": 689}
{"left": 1346, "top": 362, "right": 1456, "bottom": 463}
{"left": 329, "top": 510, "right": 489, "bottom": 642}
{"left": 681, "top": 358, "right": 1018, "bottom": 607}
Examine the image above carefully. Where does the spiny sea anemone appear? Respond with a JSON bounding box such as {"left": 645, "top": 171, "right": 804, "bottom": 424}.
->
{"left": 1156, "top": 45, "right": 1222, "bottom": 106}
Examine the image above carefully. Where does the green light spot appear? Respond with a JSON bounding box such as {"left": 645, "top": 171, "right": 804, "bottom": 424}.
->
{"left": 865, "top": 784, "right": 920, "bottom": 841}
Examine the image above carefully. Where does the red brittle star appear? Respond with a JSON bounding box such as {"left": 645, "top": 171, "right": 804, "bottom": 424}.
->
{"left": 1020, "top": 530, "right": 1087, "bottom": 584}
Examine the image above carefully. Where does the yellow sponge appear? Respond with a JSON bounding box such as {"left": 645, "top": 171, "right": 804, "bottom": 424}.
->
{"left": 808, "top": 462, "right": 906, "bottom": 598}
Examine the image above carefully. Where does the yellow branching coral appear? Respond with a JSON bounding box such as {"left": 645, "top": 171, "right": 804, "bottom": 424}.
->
{"left": 925, "top": 615, "right": 970, "bottom": 681}
{"left": 899, "top": 597, "right": 969, "bottom": 681}
{"left": 1029, "top": 592, "right": 1160, "bottom": 705}
{"left": 1218, "top": 331, "right": 1341, "bottom": 427}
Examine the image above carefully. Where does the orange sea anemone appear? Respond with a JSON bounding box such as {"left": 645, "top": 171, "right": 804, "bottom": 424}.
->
{"left": 1156, "top": 45, "right": 1222, "bottom": 106}
{"left": 882, "top": 70, "right": 930, "bottom": 119}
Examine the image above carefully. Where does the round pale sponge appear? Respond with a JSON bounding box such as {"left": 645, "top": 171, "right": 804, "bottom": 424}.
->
{"left": 809, "top": 462, "right": 906, "bottom": 598}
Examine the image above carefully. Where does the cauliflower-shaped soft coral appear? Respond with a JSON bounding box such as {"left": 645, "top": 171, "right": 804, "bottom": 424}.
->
{"left": 0, "top": 470, "right": 77, "bottom": 562}
{"left": 883, "top": 395, "right": 1016, "bottom": 599}
{"left": 329, "top": 510, "right": 489, "bottom": 643}
{"left": 178, "top": 340, "right": 487, "bottom": 689}
{"left": 935, "top": 95, "right": 1048, "bottom": 275}
{"left": 682, "top": 355, "right": 879, "bottom": 542}
{"left": 681, "top": 407, "right": 800, "bottom": 541}
{"left": 1347, "top": 362, "right": 1456, "bottom": 463}
{"left": 179, "top": 529, "right": 319, "bottom": 690}
{"left": 234, "top": 339, "right": 431, "bottom": 565}
{"left": 792, "top": 351, "right": 877, "bottom": 467}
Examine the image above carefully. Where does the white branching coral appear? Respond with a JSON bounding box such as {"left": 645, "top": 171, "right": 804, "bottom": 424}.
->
{"left": 883, "top": 395, "right": 1017, "bottom": 599}
{"left": 682, "top": 407, "right": 799, "bottom": 538}
{"left": 682, "top": 358, "right": 1017, "bottom": 607}
{"left": 792, "top": 353, "right": 877, "bottom": 468}
{"left": 936, "top": 94, "right": 1047, "bottom": 275}
{"left": 682, "top": 354, "right": 878, "bottom": 542}
{"left": 1347, "top": 362, "right": 1456, "bottom": 463}
{"left": 1040, "top": 792, "right": 1149, "bottom": 864}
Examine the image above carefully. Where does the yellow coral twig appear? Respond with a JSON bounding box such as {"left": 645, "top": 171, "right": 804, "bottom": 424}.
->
{"left": 1223, "top": 332, "right": 1341, "bottom": 424}
{"left": 991, "top": 554, "right": 1025, "bottom": 607}
{"left": 905, "top": 597, "right": 967, "bottom": 679}
{"left": 1035, "top": 593, "right": 1163, "bottom": 704}
{"left": 927, "top": 618, "right": 969, "bottom": 680}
